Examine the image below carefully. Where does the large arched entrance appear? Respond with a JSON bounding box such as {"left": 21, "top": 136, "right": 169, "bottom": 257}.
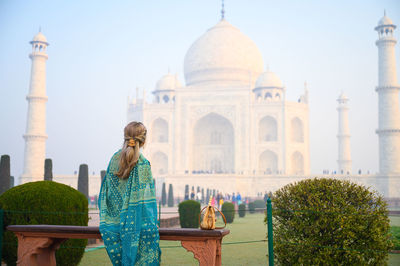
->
{"left": 152, "top": 151, "right": 168, "bottom": 175}
{"left": 192, "top": 113, "right": 234, "bottom": 173}
{"left": 259, "top": 116, "right": 277, "bottom": 142}
{"left": 291, "top": 151, "right": 304, "bottom": 175}
{"left": 259, "top": 150, "right": 278, "bottom": 174}
{"left": 152, "top": 118, "right": 168, "bottom": 143}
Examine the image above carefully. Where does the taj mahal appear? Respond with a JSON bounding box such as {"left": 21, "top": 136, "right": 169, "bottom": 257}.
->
{"left": 20, "top": 10, "right": 400, "bottom": 199}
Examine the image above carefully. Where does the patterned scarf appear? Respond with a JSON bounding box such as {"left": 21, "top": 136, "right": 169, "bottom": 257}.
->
{"left": 99, "top": 151, "right": 161, "bottom": 265}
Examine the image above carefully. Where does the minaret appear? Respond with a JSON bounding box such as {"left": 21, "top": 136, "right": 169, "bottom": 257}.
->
{"left": 20, "top": 31, "right": 49, "bottom": 184}
{"left": 337, "top": 93, "right": 352, "bottom": 174}
{"left": 375, "top": 12, "right": 400, "bottom": 175}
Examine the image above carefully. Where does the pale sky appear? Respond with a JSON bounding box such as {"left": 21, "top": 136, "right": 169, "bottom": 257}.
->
{"left": 0, "top": 0, "right": 399, "bottom": 177}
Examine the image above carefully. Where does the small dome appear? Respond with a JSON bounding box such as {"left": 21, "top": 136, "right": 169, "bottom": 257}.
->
{"left": 31, "top": 32, "right": 48, "bottom": 44}
{"left": 184, "top": 19, "right": 264, "bottom": 86}
{"left": 378, "top": 15, "right": 394, "bottom": 26}
{"left": 155, "top": 73, "right": 181, "bottom": 91}
{"left": 255, "top": 71, "right": 283, "bottom": 89}
{"left": 338, "top": 92, "right": 347, "bottom": 100}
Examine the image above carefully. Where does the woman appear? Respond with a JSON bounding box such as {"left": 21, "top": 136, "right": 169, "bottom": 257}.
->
{"left": 98, "top": 122, "right": 161, "bottom": 265}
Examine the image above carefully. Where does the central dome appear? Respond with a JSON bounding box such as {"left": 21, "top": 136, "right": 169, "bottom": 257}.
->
{"left": 184, "top": 19, "right": 264, "bottom": 87}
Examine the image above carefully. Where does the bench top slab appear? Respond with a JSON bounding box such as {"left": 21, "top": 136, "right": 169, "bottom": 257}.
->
{"left": 7, "top": 225, "right": 230, "bottom": 240}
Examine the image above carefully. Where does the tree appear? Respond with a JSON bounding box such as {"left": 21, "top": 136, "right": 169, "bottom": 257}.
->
{"left": 0, "top": 155, "right": 10, "bottom": 195}
{"left": 44, "top": 158, "right": 53, "bottom": 181}
{"left": 77, "top": 164, "right": 89, "bottom": 200}
{"left": 269, "top": 178, "right": 392, "bottom": 265}
{"left": 184, "top": 184, "right": 189, "bottom": 200}
{"left": 161, "top": 183, "right": 167, "bottom": 206}
{"left": 100, "top": 170, "right": 106, "bottom": 183}
{"left": 167, "top": 184, "right": 174, "bottom": 207}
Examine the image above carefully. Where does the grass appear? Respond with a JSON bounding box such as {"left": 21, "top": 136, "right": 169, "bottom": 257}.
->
{"left": 79, "top": 214, "right": 400, "bottom": 265}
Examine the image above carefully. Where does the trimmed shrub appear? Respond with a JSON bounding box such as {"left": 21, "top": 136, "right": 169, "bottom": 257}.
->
{"left": 238, "top": 203, "right": 246, "bottom": 217}
{"left": 178, "top": 200, "right": 200, "bottom": 228}
{"left": 269, "top": 178, "right": 392, "bottom": 265}
{"left": 221, "top": 202, "right": 235, "bottom": 223}
{"left": 161, "top": 183, "right": 167, "bottom": 206}
{"left": 167, "top": 184, "right": 174, "bottom": 207}
{"left": 0, "top": 181, "right": 88, "bottom": 266}
{"left": 248, "top": 202, "right": 256, "bottom": 214}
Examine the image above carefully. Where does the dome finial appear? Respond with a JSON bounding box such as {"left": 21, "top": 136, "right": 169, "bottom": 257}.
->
{"left": 221, "top": 0, "right": 225, "bottom": 20}
{"left": 39, "top": 26, "right": 41, "bottom": 32}
{"left": 384, "top": 9, "right": 386, "bottom": 16}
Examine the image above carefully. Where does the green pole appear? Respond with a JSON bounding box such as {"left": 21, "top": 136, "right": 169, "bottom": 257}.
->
{"left": 158, "top": 201, "right": 161, "bottom": 227}
{"left": 0, "top": 209, "right": 3, "bottom": 263}
{"left": 267, "top": 198, "right": 274, "bottom": 266}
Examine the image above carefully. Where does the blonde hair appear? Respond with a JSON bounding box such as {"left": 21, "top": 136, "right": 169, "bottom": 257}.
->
{"left": 116, "top": 121, "right": 147, "bottom": 179}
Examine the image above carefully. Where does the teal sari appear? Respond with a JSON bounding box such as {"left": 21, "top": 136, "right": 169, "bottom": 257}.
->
{"left": 99, "top": 151, "right": 161, "bottom": 265}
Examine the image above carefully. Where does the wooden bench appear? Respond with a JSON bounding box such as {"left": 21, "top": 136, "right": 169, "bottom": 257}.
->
{"left": 7, "top": 225, "right": 230, "bottom": 266}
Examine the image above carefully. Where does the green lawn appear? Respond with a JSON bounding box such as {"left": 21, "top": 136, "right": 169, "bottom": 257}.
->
{"left": 80, "top": 214, "right": 400, "bottom": 265}
{"left": 80, "top": 213, "right": 267, "bottom": 266}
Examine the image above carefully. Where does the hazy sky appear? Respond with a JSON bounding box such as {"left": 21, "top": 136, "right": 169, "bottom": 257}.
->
{"left": 1, "top": 0, "right": 399, "bottom": 178}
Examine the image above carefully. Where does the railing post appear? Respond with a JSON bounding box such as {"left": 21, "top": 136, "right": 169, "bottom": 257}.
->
{"left": 267, "top": 198, "right": 274, "bottom": 266}
{"left": 0, "top": 209, "right": 4, "bottom": 262}
{"left": 158, "top": 201, "right": 161, "bottom": 227}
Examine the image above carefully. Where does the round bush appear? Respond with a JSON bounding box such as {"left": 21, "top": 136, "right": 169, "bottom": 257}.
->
{"left": 269, "top": 178, "right": 391, "bottom": 265}
{"left": 238, "top": 203, "right": 246, "bottom": 218}
{"left": 221, "top": 202, "right": 235, "bottom": 223}
{"left": 248, "top": 202, "right": 256, "bottom": 214}
{"left": 178, "top": 200, "right": 200, "bottom": 228}
{"left": 0, "top": 181, "right": 88, "bottom": 266}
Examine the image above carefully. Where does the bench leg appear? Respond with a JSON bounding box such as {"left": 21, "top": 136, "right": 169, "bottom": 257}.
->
{"left": 181, "top": 239, "right": 221, "bottom": 266}
{"left": 15, "top": 234, "right": 66, "bottom": 266}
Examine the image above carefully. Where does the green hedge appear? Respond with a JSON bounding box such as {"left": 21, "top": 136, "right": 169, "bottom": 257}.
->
{"left": 248, "top": 202, "right": 255, "bottom": 214}
{"left": 391, "top": 226, "right": 400, "bottom": 250}
{"left": 253, "top": 200, "right": 266, "bottom": 209}
{"left": 178, "top": 200, "right": 200, "bottom": 228}
{"left": 269, "top": 178, "right": 392, "bottom": 265}
{"left": 0, "top": 181, "right": 88, "bottom": 266}
{"left": 221, "top": 202, "right": 235, "bottom": 223}
{"left": 238, "top": 203, "right": 246, "bottom": 218}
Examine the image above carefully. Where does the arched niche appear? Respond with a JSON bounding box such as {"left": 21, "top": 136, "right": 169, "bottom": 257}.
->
{"left": 192, "top": 112, "right": 234, "bottom": 173}
{"left": 291, "top": 151, "right": 304, "bottom": 175}
{"left": 152, "top": 118, "right": 168, "bottom": 143}
{"left": 152, "top": 151, "right": 168, "bottom": 175}
{"left": 259, "top": 150, "right": 278, "bottom": 174}
{"left": 259, "top": 116, "right": 277, "bottom": 142}
{"left": 291, "top": 117, "right": 304, "bottom": 143}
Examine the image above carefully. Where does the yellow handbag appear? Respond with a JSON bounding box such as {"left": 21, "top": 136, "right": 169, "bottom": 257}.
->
{"left": 199, "top": 203, "right": 227, "bottom": 230}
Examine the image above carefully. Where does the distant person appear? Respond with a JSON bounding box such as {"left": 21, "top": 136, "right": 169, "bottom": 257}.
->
{"left": 98, "top": 122, "right": 161, "bottom": 265}
{"left": 190, "top": 188, "right": 195, "bottom": 200}
{"left": 264, "top": 192, "right": 269, "bottom": 204}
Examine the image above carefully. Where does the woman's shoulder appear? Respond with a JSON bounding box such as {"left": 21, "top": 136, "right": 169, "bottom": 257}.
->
{"left": 107, "top": 150, "right": 121, "bottom": 172}
{"left": 138, "top": 153, "right": 151, "bottom": 166}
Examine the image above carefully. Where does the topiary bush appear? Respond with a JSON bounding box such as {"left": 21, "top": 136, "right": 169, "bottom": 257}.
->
{"left": 268, "top": 178, "right": 392, "bottom": 265}
{"left": 238, "top": 203, "right": 246, "bottom": 218}
{"left": 161, "top": 183, "right": 167, "bottom": 206}
{"left": 167, "top": 184, "right": 174, "bottom": 207}
{"left": 248, "top": 202, "right": 256, "bottom": 214}
{"left": 178, "top": 200, "right": 200, "bottom": 228}
{"left": 0, "top": 181, "right": 88, "bottom": 266}
{"left": 221, "top": 202, "right": 235, "bottom": 223}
